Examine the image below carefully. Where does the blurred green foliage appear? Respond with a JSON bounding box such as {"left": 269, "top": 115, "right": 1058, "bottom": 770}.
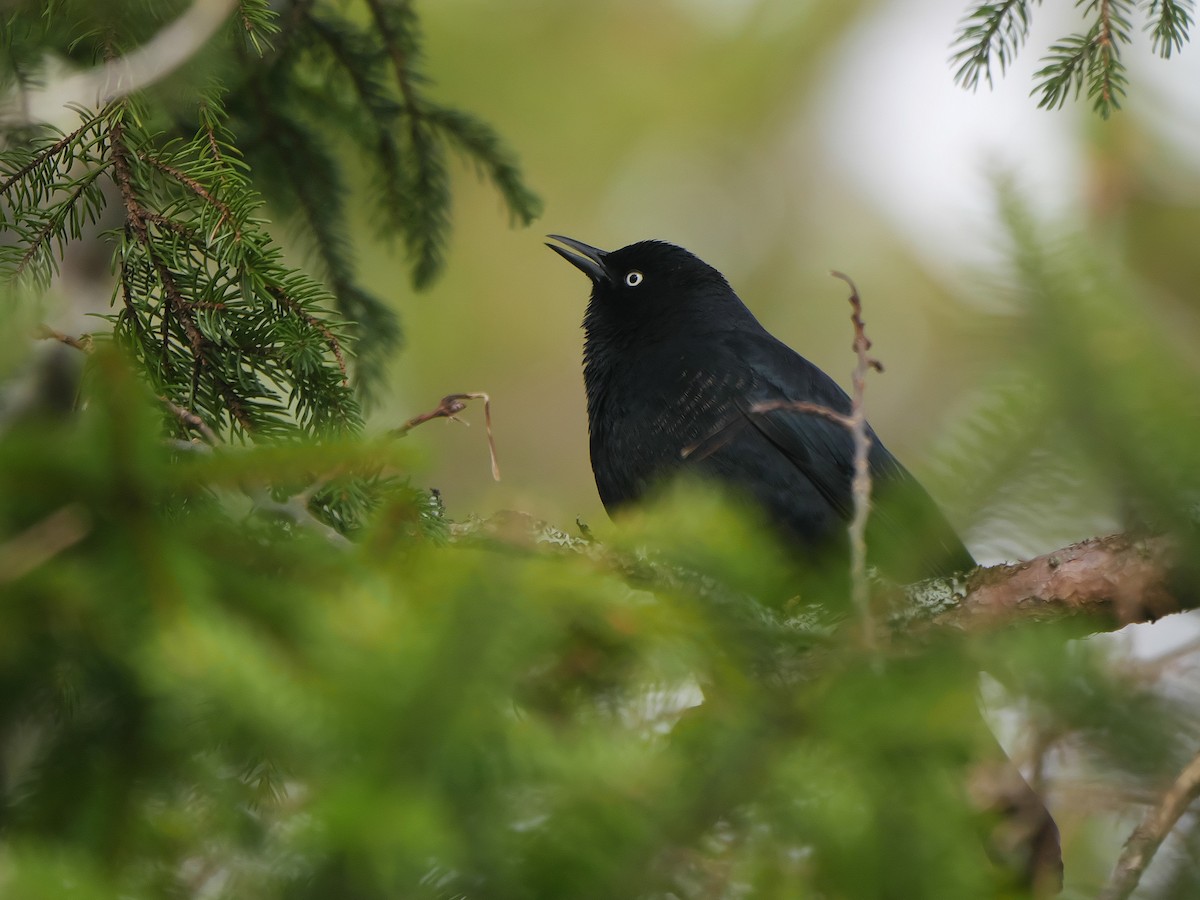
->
{"left": 0, "top": 345, "right": 1016, "bottom": 898}
{"left": 0, "top": 326, "right": 1195, "bottom": 897}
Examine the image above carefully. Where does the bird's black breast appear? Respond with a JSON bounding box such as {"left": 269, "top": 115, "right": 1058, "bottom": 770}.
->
{"left": 587, "top": 356, "right": 749, "bottom": 507}
{"left": 585, "top": 333, "right": 848, "bottom": 554}
{"left": 584, "top": 328, "right": 974, "bottom": 579}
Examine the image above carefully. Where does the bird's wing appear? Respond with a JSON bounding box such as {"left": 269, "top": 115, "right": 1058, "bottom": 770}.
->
{"left": 720, "top": 331, "right": 973, "bottom": 578}
{"left": 717, "top": 333, "right": 859, "bottom": 517}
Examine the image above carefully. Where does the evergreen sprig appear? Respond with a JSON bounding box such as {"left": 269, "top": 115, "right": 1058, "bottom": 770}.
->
{"left": 952, "top": 0, "right": 1193, "bottom": 117}
{"left": 1, "top": 0, "right": 542, "bottom": 405}
{"left": 1146, "top": 0, "right": 1195, "bottom": 56}
{"left": 219, "top": 0, "right": 541, "bottom": 390}
{"left": 952, "top": 0, "right": 1041, "bottom": 90}
{"left": 1035, "top": 0, "right": 1134, "bottom": 117}
{"left": 105, "top": 96, "right": 361, "bottom": 441}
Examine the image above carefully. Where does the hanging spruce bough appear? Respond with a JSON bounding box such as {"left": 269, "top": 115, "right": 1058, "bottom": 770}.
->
{"left": 1, "top": 91, "right": 362, "bottom": 440}
{"left": 951, "top": 0, "right": 1194, "bottom": 118}
{"left": 222, "top": 0, "right": 542, "bottom": 385}
{"left": 0, "top": 0, "right": 541, "bottom": 413}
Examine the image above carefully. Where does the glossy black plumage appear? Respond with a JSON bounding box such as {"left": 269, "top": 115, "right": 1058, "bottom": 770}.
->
{"left": 549, "top": 236, "right": 975, "bottom": 583}
{"left": 549, "top": 236, "right": 1062, "bottom": 893}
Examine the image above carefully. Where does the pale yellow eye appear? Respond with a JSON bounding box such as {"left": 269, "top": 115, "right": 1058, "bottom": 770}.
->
{"left": 624, "top": 271, "right": 643, "bottom": 287}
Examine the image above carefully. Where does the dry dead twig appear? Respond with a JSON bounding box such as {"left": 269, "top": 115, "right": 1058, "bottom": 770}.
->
{"left": 35, "top": 324, "right": 92, "bottom": 353}
{"left": 751, "top": 272, "right": 882, "bottom": 649}
{"left": 393, "top": 392, "right": 500, "bottom": 481}
{"left": 160, "top": 396, "right": 220, "bottom": 446}
{"left": 1100, "top": 748, "right": 1200, "bottom": 900}
{"left": 0, "top": 505, "right": 91, "bottom": 585}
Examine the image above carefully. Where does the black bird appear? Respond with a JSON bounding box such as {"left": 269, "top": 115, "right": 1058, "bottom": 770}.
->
{"left": 548, "top": 235, "right": 1062, "bottom": 894}
{"left": 547, "top": 235, "right": 975, "bottom": 584}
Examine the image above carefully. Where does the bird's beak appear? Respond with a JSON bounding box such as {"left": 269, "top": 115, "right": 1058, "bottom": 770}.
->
{"left": 546, "top": 234, "right": 610, "bottom": 285}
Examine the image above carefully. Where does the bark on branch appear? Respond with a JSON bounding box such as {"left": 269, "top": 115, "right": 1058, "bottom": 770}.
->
{"left": 922, "top": 533, "right": 1181, "bottom": 633}
{"left": 450, "top": 514, "right": 1192, "bottom": 639}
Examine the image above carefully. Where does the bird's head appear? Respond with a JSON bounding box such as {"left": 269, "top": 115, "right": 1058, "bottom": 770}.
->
{"left": 547, "top": 236, "right": 752, "bottom": 341}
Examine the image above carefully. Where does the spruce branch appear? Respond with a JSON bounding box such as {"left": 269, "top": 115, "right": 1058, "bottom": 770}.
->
{"left": 952, "top": 0, "right": 1040, "bottom": 91}
{"left": 0, "top": 112, "right": 103, "bottom": 198}
{"left": 10, "top": 165, "right": 109, "bottom": 281}
{"left": 400, "top": 115, "right": 451, "bottom": 290}
{"left": 237, "top": 77, "right": 399, "bottom": 391}
{"left": 425, "top": 103, "right": 543, "bottom": 227}
{"left": 0, "top": 109, "right": 111, "bottom": 285}
{"left": 101, "top": 100, "right": 360, "bottom": 439}
{"left": 360, "top": 0, "right": 447, "bottom": 287}
{"left": 1032, "top": 28, "right": 1099, "bottom": 111}
{"left": 236, "top": 0, "right": 280, "bottom": 55}
{"left": 1032, "top": 1, "right": 1133, "bottom": 119}
{"left": 137, "top": 148, "right": 237, "bottom": 237}
{"left": 266, "top": 282, "right": 348, "bottom": 386}
{"left": 952, "top": 0, "right": 1186, "bottom": 117}
{"left": 362, "top": 0, "right": 421, "bottom": 116}
{"left": 1090, "top": 0, "right": 1134, "bottom": 115}
{"left": 1146, "top": 0, "right": 1195, "bottom": 57}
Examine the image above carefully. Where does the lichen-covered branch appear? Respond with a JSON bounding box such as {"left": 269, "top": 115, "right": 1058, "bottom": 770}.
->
{"left": 450, "top": 514, "right": 1193, "bottom": 641}
{"left": 920, "top": 533, "right": 1181, "bottom": 632}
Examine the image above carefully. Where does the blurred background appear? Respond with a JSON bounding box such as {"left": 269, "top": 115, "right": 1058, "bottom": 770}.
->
{"left": 359, "top": 0, "right": 1200, "bottom": 568}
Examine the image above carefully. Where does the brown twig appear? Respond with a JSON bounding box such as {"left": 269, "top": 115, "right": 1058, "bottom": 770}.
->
{"left": 393, "top": 392, "right": 500, "bottom": 481}
{"left": 1099, "top": 748, "right": 1200, "bottom": 900}
{"left": 0, "top": 505, "right": 91, "bottom": 586}
{"left": 750, "top": 272, "right": 882, "bottom": 649}
{"left": 143, "top": 210, "right": 204, "bottom": 243}
{"left": 160, "top": 396, "right": 219, "bottom": 446}
{"left": 748, "top": 400, "right": 853, "bottom": 430}
{"left": 451, "top": 514, "right": 1193, "bottom": 640}
{"left": 110, "top": 106, "right": 249, "bottom": 430}
{"left": 834, "top": 270, "right": 882, "bottom": 650}
{"left": 35, "top": 324, "right": 92, "bottom": 353}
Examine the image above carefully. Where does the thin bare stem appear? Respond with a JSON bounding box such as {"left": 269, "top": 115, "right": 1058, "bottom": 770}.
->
{"left": 1100, "top": 748, "right": 1200, "bottom": 900}
{"left": 393, "top": 392, "right": 500, "bottom": 481}
{"left": 0, "top": 505, "right": 91, "bottom": 585}
{"left": 832, "top": 270, "right": 883, "bottom": 649}
{"left": 161, "top": 396, "right": 220, "bottom": 445}
{"left": 751, "top": 274, "right": 881, "bottom": 649}
{"left": 35, "top": 323, "right": 92, "bottom": 353}
{"left": 749, "top": 400, "right": 853, "bottom": 430}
